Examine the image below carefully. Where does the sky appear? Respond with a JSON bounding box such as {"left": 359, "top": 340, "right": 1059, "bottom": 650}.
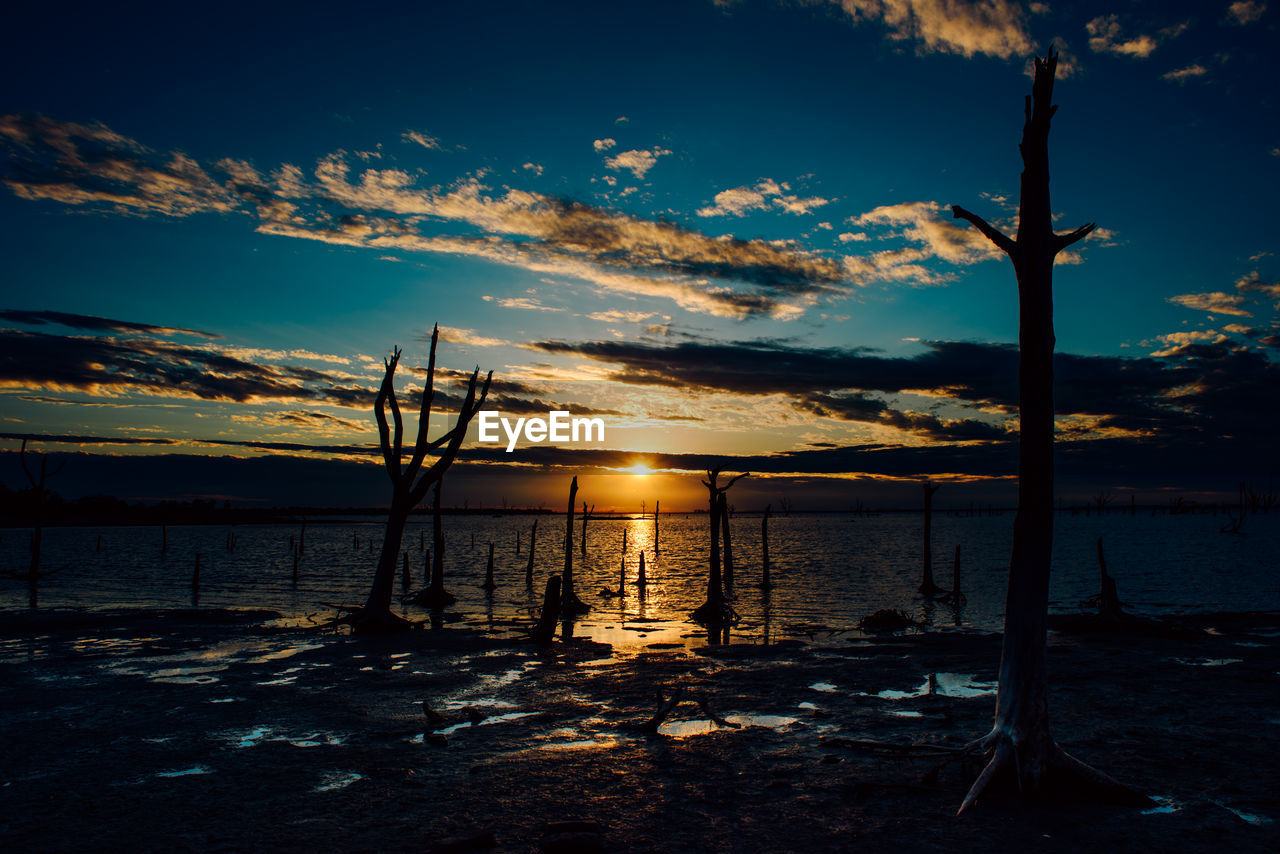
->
{"left": 1, "top": 0, "right": 1277, "bottom": 511}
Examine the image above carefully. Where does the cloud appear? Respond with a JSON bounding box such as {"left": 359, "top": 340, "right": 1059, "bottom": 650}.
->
{"left": 521, "top": 162, "right": 544, "bottom": 175}
{"left": 604, "top": 147, "right": 671, "bottom": 179}
{"left": 0, "top": 114, "right": 239, "bottom": 217}
{"left": 1225, "top": 1, "right": 1267, "bottom": 25}
{"left": 482, "top": 295, "right": 563, "bottom": 312}
{"left": 697, "top": 178, "right": 830, "bottom": 218}
{"left": 593, "top": 138, "right": 617, "bottom": 152}
{"left": 1162, "top": 63, "right": 1208, "bottom": 82}
{"left": 1085, "top": 14, "right": 1176, "bottom": 58}
{"left": 849, "top": 200, "right": 1005, "bottom": 268}
{"left": 401, "top": 130, "right": 442, "bottom": 150}
{"left": 0, "top": 114, "right": 1001, "bottom": 320}
{"left": 435, "top": 326, "right": 511, "bottom": 348}
{"left": 1167, "top": 291, "right": 1252, "bottom": 317}
{"left": 829, "top": 0, "right": 1033, "bottom": 59}
{"left": 0, "top": 309, "right": 220, "bottom": 339}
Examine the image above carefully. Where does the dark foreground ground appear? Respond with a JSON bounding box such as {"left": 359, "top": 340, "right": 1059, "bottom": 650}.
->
{"left": 1, "top": 608, "right": 1277, "bottom": 853}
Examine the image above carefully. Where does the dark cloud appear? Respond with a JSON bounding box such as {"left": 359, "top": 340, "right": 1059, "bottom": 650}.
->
{"left": 0, "top": 309, "right": 220, "bottom": 339}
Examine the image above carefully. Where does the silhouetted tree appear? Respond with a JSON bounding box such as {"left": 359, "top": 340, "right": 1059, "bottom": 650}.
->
{"left": 560, "top": 476, "right": 588, "bottom": 615}
{"left": 14, "top": 439, "right": 65, "bottom": 607}
{"left": 346, "top": 326, "right": 490, "bottom": 633}
{"left": 919, "top": 480, "right": 943, "bottom": 596}
{"left": 692, "top": 466, "right": 748, "bottom": 624}
{"left": 951, "top": 48, "right": 1144, "bottom": 812}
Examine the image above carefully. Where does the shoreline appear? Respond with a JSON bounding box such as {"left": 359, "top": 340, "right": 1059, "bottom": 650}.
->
{"left": 3, "top": 606, "right": 1278, "bottom": 851}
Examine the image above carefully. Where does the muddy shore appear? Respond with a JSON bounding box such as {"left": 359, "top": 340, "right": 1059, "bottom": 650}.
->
{"left": 2, "top": 608, "right": 1277, "bottom": 853}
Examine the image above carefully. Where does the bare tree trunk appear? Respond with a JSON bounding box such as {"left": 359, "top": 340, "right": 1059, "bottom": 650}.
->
{"left": 719, "top": 493, "right": 734, "bottom": 587}
{"left": 692, "top": 467, "right": 746, "bottom": 624}
{"left": 561, "top": 477, "right": 588, "bottom": 614}
{"left": 525, "top": 518, "right": 537, "bottom": 587}
{"left": 637, "top": 550, "right": 647, "bottom": 587}
{"left": 952, "top": 49, "right": 1145, "bottom": 813}
{"left": 420, "top": 481, "right": 455, "bottom": 608}
{"left": 760, "top": 504, "right": 773, "bottom": 591}
{"left": 654, "top": 500, "right": 660, "bottom": 555}
{"left": 347, "top": 327, "right": 490, "bottom": 633}
{"left": 532, "top": 575, "right": 560, "bottom": 645}
{"left": 483, "top": 542, "right": 496, "bottom": 593}
{"left": 919, "top": 481, "right": 942, "bottom": 595}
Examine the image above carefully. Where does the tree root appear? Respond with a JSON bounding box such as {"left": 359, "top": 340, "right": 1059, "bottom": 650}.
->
{"left": 690, "top": 599, "right": 740, "bottom": 626}
{"left": 317, "top": 605, "right": 416, "bottom": 635}
{"left": 958, "top": 732, "right": 1152, "bottom": 814}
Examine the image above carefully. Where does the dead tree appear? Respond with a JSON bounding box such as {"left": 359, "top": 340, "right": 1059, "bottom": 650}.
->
{"left": 718, "top": 493, "right": 734, "bottom": 587}
{"left": 345, "top": 326, "right": 491, "bottom": 633}
{"left": 525, "top": 518, "right": 538, "bottom": 587}
{"left": 560, "top": 477, "right": 588, "bottom": 615}
{"left": 691, "top": 466, "right": 748, "bottom": 624}
{"left": 951, "top": 48, "right": 1145, "bottom": 812}
{"left": 580, "top": 501, "right": 594, "bottom": 558}
{"left": 940, "top": 544, "right": 965, "bottom": 606}
{"left": 653, "top": 500, "right": 660, "bottom": 555}
{"left": 532, "top": 575, "right": 561, "bottom": 644}
{"left": 482, "top": 542, "right": 496, "bottom": 594}
{"left": 16, "top": 440, "right": 65, "bottom": 608}
{"left": 760, "top": 504, "right": 774, "bottom": 591}
{"left": 415, "top": 481, "right": 454, "bottom": 607}
{"left": 919, "top": 480, "right": 943, "bottom": 596}
{"left": 1089, "top": 536, "right": 1123, "bottom": 619}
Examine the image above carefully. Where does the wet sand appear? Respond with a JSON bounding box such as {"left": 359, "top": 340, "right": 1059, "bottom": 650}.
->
{"left": 2, "top": 608, "right": 1277, "bottom": 853}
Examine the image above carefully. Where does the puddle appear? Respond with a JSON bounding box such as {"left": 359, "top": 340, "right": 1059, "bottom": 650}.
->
{"left": 208, "top": 697, "right": 244, "bottom": 704}
{"left": 224, "top": 725, "right": 274, "bottom": 749}
{"left": 1217, "top": 802, "right": 1273, "bottom": 825}
{"left": 797, "top": 702, "right": 819, "bottom": 710}
{"left": 1173, "top": 658, "right": 1243, "bottom": 667}
{"left": 440, "top": 698, "right": 518, "bottom": 710}
{"left": 871, "top": 673, "right": 996, "bottom": 700}
{"left": 1141, "top": 795, "right": 1180, "bottom": 816}
{"left": 439, "top": 711, "right": 540, "bottom": 736}
{"left": 888, "top": 710, "right": 924, "bottom": 718}
{"left": 156, "top": 765, "right": 213, "bottom": 778}
{"left": 658, "top": 714, "right": 798, "bottom": 737}
{"left": 809, "top": 682, "right": 838, "bottom": 693}
{"left": 314, "top": 772, "right": 363, "bottom": 792}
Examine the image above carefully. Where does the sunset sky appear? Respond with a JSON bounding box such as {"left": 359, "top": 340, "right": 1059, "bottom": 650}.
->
{"left": 1, "top": 0, "right": 1277, "bottom": 510}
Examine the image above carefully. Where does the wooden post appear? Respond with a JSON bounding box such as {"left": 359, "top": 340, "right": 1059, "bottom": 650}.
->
{"left": 622, "top": 525, "right": 627, "bottom": 555}
{"left": 637, "top": 550, "right": 647, "bottom": 587}
{"left": 96, "top": 534, "right": 102, "bottom": 553}
{"left": 162, "top": 522, "right": 168, "bottom": 555}
{"left": 516, "top": 528, "right": 521, "bottom": 555}
{"left": 619, "top": 554, "right": 626, "bottom": 596}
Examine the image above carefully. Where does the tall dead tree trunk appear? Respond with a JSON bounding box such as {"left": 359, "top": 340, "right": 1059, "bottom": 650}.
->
{"left": 560, "top": 476, "right": 588, "bottom": 615}
{"left": 952, "top": 49, "right": 1144, "bottom": 812}
{"left": 760, "top": 504, "right": 773, "bottom": 591}
{"left": 525, "top": 518, "right": 538, "bottom": 588}
{"left": 350, "top": 325, "right": 491, "bottom": 634}
{"left": 692, "top": 466, "right": 748, "bottom": 624}
{"left": 654, "top": 500, "right": 660, "bottom": 555}
{"left": 718, "top": 493, "right": 734, "bottom": 587}
{"left": 18, "top": 440, "right": 65, "bottom": 609}
{"left": 919, "top": 480, "right": 943, "bottom": 595}
{"left": 417, "top": 481, "right": 455, "bottom": 607}
{"left": 580, "top": 501, "right": 594, "bottom": 558}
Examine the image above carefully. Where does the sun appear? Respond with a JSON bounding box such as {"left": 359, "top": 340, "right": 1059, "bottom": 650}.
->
{"left": 624, "top": 462, "right": 653, "bottom": 476}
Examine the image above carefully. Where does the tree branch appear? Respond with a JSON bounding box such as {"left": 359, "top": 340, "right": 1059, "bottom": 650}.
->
{"left": 1053, "top": 222, "right": 1096, "bottom": 253}
{"left": 19, "top": 439, "right": 38, "bottom": 490}
{"left": 951, "top": 206, "right": 1016, "bottom": 257}
{"left": 410, "top": 368, "right": 492, "bottom": 504}
{"left": 375, "top": 348, "right": 402, "bottom": 483}
{"left": 404, "top": 325, "right": 440, "bottom": 482}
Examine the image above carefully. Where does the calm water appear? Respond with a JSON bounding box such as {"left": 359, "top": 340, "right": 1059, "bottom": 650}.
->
{"left": 3, "top": 511, "right": 1278, "bottom": 644}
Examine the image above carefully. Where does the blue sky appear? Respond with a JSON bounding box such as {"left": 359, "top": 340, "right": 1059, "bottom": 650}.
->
{"left": 1, "top": 0, "right": 1277, "bottom": 509}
